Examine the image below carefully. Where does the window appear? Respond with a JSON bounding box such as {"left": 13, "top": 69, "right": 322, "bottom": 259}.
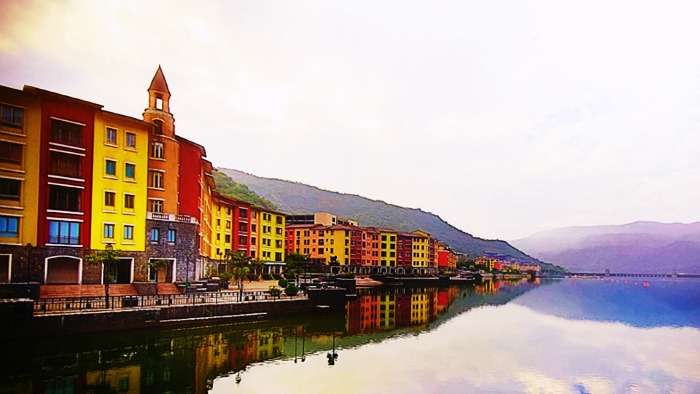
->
{"left": 0, "top": 216, "right": 19, "bottom": 238}
{"left": 49, "top": 151, "right": 81, "bottom": 178}
{"left": 48, "top": 220, "right": 80, "bottom": 245}
{"left": 149, "top": 199, "right": 163, "bottom": 213}
{"left": 0, "top": 141, "right": 22, "bottom": 164}
{"left": 105, "top": 159, "right": 117, "bottom": 176}
{"left": 239, "top": 207, "right": 248, "bottom": 218}
{"left": 124, "top": 194, "right": 135, "bottom": 210}
{"left": 167, "top": 229, "right": 176, "bottom": 243}
{"left": 149, "top": 171, "right": 163, "bottom": 189}
{"left": 149, "top": 228, "right": 160, "bottom": 242}
{"left": 104, "top": 191, "right": 115, "bottom": 207}
{"left": 105, "top": 127, "right": 117, "bottom": 145}
{"left": 125, "top": 163, "right": 136, "bottom": 179}
{"left": 50, "top": 119, "right": 83, "bottom": 146}
{"left": 156, "top": 97, "right": 163, "bottom": 110}
{"left": 48, "top": 185, "right": 80, "bottom": 211}
{"left": 0, "top": 104, "right": 23, "bottom": 128}
{"left": 153, "top": 119, "right": 163, "bottom": 135}
{"left": 0, "top": 178, "right": 20, "bottom": 200}
{"left": 225, "top": 234, "right": 231, "bottom": 243}
{"left": 103, "top": 223, "right": 115, "bottom": 239}
{"left": 123, "top": 225, "right": 134, "bottom": 240}
{"left": 125, "top": 132, "right": 136, "bottom": 148}
{"left": 151, "top": 142, "right": 164, "bottom": 159}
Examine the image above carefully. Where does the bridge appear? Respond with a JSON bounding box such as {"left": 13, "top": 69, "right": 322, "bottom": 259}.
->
{"left": 565, "top": 272, "right": 700, "bottom": 279}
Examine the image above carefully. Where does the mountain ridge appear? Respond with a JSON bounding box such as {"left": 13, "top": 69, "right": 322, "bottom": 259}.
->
{"left": 512, "top": 221, "right": 700, "bottom": 273}
{"left": 218, "top": 167, "right": 548, "bottom": 266}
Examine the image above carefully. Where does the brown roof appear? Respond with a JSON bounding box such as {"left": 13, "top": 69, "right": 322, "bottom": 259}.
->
{"left": 148, "top": 65, "right": 171, "bottom": 94}
{"left": 176, "top": 135, "right": 207, "bottom": 156}
{"left": 102, "top": 110, "right": 153, "bottom": 128}
{"left": 23, "top": 85, "right": 103, "bottom": 109}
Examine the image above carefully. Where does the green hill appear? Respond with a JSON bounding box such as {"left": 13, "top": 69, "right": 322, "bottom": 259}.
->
{"left": 212, "top": 169, "right": 277, "bottom": 210}
{"left": 219, "top": 167, "right": 553, "bottom": 268}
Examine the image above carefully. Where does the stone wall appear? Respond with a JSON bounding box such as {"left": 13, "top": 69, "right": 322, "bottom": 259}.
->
{"left": 24, "top": 298, "right": 317, "bottom": 337}
{"left": 144, "top": 219, "right": 199, "bottom": 282}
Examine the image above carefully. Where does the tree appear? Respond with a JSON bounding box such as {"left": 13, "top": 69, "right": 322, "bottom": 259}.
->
{"left": 85, "top": 246, "right": 121, "bottom": 308}
{"left": 228, "top": 251, "right": 253, "bottom": 300}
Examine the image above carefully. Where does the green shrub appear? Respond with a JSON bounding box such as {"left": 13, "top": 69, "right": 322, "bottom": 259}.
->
{"left": 278, "top": 279, "right": 288, "bottom": 288}
{"left": 268, "top": 286, "right": 282, "bottom": 297}
{"left": 284, "top": 284, "right": 299, "bottom": 296}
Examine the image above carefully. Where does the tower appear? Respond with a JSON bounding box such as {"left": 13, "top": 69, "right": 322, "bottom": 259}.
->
{"left": 143, "top": 65, "right": 175, "bottom": 136}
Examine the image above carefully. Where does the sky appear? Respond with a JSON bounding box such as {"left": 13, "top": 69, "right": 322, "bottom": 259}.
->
{"left": 1, "top": 0, "right": 698, "bottom": 240}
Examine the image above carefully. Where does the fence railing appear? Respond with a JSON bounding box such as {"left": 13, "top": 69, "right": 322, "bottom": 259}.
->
{"left": 33, "top": 290, "right": 306, "bottom": 314}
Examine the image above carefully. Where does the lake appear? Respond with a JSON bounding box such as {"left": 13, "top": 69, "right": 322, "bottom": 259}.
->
{"left": 2, "top": 278, "right": 699, "bottom": 393}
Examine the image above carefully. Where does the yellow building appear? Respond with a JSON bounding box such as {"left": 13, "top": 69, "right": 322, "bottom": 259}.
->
{"left": 410, "top": 291, "right": 429, "bottom": 324}
{"left": 323, "top": 225, "right": 352, "bottom": 265}
{"left": 0, "top": 87, "right": 41, "bottom": 282}
{"left": 209, "top": 197, "right": 233, "bottom": 261}
{"left": 379, "top": 293, "right": 396, "bottom": 329}
{"left": 411, "top": 230, "right": 430, "bottom": 269}
{"left": 90, "top": 111, "right": 150, "bottom": 251}
{"left": 256, "top": 208, "right": 285, "bottom": 262}
{"left": 86, "top": 365, "right": 141, "bottom": 394}
{"left": 379, "top": 230, "right": 397, "bottom": 268}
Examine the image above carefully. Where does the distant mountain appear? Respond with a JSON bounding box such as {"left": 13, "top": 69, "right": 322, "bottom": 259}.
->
{"left": 219, "top": 168, "right": 550, "bottom": 267}
{"left": 512, "top": 221, "right": 700, "bottom": 274}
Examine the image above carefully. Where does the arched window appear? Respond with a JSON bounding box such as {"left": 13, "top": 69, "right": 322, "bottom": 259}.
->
{"left": 153, "top": 119, "right": 163, "bottom": 135}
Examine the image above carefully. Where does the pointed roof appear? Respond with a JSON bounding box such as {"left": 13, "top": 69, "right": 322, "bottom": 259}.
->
{"left": 148, "top": 65, "right": 170, "bottom": 94}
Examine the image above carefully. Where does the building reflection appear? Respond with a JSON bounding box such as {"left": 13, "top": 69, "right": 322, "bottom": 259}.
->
{"left": 1, "top": 280, "right": 541, "bottom": 394}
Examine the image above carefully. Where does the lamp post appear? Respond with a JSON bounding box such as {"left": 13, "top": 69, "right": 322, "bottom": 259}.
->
{"left": 105, "top": 243, "right": 113, "bottom": 309}
{"left": 25, "top": 243, "right": 32, "bottom": 284}
{"left": 327, "top": 333, "right": 338, "bottom": 365}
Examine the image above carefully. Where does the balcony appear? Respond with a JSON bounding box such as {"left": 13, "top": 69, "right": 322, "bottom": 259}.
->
{"left": 147, "top": 212, "right": 199, "bottom": 224}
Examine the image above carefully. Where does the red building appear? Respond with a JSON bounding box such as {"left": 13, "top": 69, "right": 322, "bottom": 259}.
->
{"left": 231, "top": 199, "right": 253, "bottom": 257}
{"left": 34, "top": 87, "right": 99, "bottom": 250}
{"left": 177, "top": 136, "right": 207, "bottom": 221}
{"left": 396, "top": 233, "right": 412, "bottom": 268}
{"left": 349, "top": 227, "right": 363, "bottom": 264}
{"left": 361, "top": 227, "right": 380, "bottom": 267}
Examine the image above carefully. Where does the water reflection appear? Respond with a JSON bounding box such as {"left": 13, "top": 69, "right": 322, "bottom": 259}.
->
{"left": 0, "top": 279, "right": 538, "bottom": 394}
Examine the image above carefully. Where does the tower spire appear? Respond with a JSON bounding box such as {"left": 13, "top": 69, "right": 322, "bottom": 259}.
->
{"left": 143, "top": 65, "right": 174, "bottom": 135}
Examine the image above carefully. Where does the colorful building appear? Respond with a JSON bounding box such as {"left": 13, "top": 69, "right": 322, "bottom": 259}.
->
{"left": 90, "top": 110, "right": 150, "bottom": 254}
{"left": 256, "top": 208, "right": 285, "bottom": 263}
{"left": 0, "top": 86, "right": 41, "bottom": 282}
{"left": 379, "top": 229, "right": 397, "bottom": 271}
{"left": 410, "top": 230, "right": 431, "bottom": 273}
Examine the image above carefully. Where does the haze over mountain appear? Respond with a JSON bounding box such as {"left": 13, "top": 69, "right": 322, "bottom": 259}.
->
{"left": 218, "top": 168, "right": 548, "bottom": 266}
{"left": 512, "top": 221, "right": 700, "bottom": 274}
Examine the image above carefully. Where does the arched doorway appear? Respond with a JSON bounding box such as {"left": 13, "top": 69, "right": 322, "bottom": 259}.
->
{"left": 45, "top": 256, "right": 82, "bottom": 284}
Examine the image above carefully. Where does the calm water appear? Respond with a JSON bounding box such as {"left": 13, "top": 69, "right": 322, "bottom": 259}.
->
{"left": 2, "top": 278, "right": 699, "bottom": 393}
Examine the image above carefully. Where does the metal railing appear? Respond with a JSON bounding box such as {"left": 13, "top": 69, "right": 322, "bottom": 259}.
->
{"left": 34, "top": 290, "right": 307, "bottom": 315}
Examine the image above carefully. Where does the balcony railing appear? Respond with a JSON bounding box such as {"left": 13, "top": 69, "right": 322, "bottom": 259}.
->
{"left": 34, "top": 290, "right": 307, "bottom": 314}
{"left": 147, "top": 212, "right": 199, "bottom": 224}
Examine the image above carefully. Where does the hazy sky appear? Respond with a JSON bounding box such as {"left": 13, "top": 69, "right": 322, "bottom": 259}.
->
{"left": 1, "top": 0, "right": 698, "bottom": 240}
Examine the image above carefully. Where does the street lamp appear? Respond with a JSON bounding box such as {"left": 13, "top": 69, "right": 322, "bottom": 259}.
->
{"left": 327, "top": 333, "right": 338, "bottom": 365}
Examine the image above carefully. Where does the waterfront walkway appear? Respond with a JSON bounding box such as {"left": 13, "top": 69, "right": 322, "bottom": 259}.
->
{"left": 34, "top": 288, "right": 306, "bottom": 315}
